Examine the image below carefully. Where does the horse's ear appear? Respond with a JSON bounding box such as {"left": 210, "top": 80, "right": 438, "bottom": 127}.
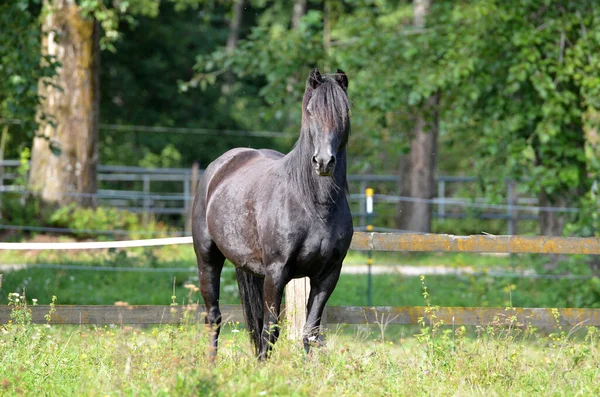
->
{"left": 334, "top": 69, "right": 348, "bottom": 92}
{"left": 307, "top": 68, "right": 323, "bottom": 89}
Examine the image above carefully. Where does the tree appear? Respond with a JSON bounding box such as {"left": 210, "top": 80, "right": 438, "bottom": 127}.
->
{"left": 0, "top": 1, "right": 57, "bottom": 157}
{"left": 27, "top": 0, "right": 191, "bottom": 207}
{"left": 433, "top": 1, "right": 600, "bottom": 236}
{"left": 395, "top": 0, "right": 439, "bottom": 233}
{"left": 29, "top": 0, "right": 101, "bottom": 207}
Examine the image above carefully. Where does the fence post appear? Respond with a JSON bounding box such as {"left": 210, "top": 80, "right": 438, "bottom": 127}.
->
{"left": 142, "top": 174, "right": 150, "bottom": 226}
{"left": 0, "top": 127, "right": 7, "bottom": 221}
{"left": 186, "top": 162, "right": 199, "bottom": 233}
{"left": 285, "top": 277, "right": 310, "bottom": 340}
{"left": 437, "top": 178, "right": 445, "bottom": 221}
{"left": 359, "top": 179, "right": 367, "bottom": 228}
{"left": 507, "top": 180, "right": 518, "bottom": 235}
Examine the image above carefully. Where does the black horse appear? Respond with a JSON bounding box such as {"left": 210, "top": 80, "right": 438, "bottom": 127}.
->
{"left": 192, "top": 68, "right": 353, "bottom": 360}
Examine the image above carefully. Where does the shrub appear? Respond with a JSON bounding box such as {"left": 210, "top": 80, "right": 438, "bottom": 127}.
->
{"left": 48, "top": 204, "right": 173, "bottom": 239}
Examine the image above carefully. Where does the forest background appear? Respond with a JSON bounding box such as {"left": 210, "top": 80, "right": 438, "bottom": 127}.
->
{"left": 1, "top": 0, "right": 600, "bottom": 237}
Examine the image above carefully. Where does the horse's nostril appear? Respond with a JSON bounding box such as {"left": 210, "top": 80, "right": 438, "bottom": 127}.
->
{"left": 328, "top": 156, "right": 336, "bottom": 167}
{"left": 312, "top": 156, "right": 318, "bottom": 166}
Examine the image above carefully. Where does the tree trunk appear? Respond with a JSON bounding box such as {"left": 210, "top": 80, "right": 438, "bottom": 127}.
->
{"left": 538, "top": 191, "right": 567, "bottom": 236}
{"left": 226, "top": 0, "right": 244, "bottom": 54}
{"left": 29, "top": 0, "right": 99, "bottom": 208}
{"left": 395, "top": 0, "right": 438, "bottom": 233}
{"left": 224, "top": 0, "right": 244, "bottom": 90}
{"left": 396, "top": 94, "right": 439, "bottom": 232}
{"left": 292, "top": 0, "right": 307, "bottom": 30}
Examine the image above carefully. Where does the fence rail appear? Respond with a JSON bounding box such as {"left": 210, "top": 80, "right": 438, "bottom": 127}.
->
{"left": 2, "top": 305, "right": 599, "bottom": 328}
{"left": 2, "top": 232, "right": 599, "bottom": 254}
{"left": 350, "top": 233, "right": 600, "bottom": 254}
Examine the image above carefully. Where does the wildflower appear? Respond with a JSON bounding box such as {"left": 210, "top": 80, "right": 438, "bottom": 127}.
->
{"left": 231, "top": 329, "right": 240, "bottom": 333}
{"left": 32, "top": 299, "right": 38, "bottom": 306}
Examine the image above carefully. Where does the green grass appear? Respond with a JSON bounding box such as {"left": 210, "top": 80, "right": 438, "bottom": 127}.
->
{"left": 1, "top": 303, "right": 599, "bottom": 396}
{"left": 2, "top": 265, "right": 600, "bottom": 308}
{"left": 3, "top": 238, "right": 600, "bottom": 394}
{"left": 2, "top": 245, "right": 600, "bottom": 308}
{"left": 0, "top": 242, "right": 525, "bottom": 269}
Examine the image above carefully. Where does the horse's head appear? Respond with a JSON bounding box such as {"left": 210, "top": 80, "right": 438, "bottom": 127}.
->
{"left": 303, "top": 68, "right": 350, "bottom": 177}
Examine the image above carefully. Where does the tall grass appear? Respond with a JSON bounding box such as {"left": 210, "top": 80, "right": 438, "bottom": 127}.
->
{"left": 2, "top": 285, "right": 600, "bottom": 396}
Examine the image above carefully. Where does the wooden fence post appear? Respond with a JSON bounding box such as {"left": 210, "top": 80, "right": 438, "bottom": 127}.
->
{"left": 507, "top": 180, "right": 518, "bottom": 235}
{"left": 285, "top": 277, "right": 310, "bottom": 340}
{"left": 437, "top": 178, "right": 445, "bottom": 221}
{"left": 0, "top": 126, "right": 7, "bottom": 221}
{"left": 142, "top": 174, "right": 150, "bottom": 227}
{"left": 186, "top": 162, "right": 199, "bottom": 234}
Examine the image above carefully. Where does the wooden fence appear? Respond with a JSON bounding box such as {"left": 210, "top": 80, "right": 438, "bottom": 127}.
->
{"left": 1, "top": 233, "right": 599, "bottom": 331}
{"left": 0, "top": 160, "right": 560, "bottom": 234}
{"left": 1, "top": 305, "right": 599, "bottom": 328}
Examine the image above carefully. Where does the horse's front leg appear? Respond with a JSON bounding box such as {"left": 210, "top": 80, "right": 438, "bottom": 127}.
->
{"left": 303, "top": 264, "right": 342, "bottom": 354}
{"left": 258, "top": 272, "right": 288, "bottom": 360}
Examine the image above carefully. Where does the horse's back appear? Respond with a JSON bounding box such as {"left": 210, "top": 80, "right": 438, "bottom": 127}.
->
{"left": 198, "top": 148, "right": 280, "bottom": 199}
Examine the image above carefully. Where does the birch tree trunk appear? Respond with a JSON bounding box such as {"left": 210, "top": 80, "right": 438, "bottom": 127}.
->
{"left": 29, "top": 0, "right": 99, "bottom": 208}
{"left": 395, "top": 0, "right": 439, "bottom": 233}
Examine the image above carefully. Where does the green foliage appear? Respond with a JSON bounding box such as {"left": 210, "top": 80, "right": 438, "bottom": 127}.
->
{"left": 139, "top": 143, "right": 183, "bottom": 168}
{"left": 99, "top": 2, "right": 278, "bottom": 167}
{"left": 1, "top": 148, "right": 45, "bottom": 228}
{"left": 0, "top": 1, "right": 57, "bottom": 148}
{"left": 48, "top": 204, "right": 172, "bottom": 239}
{"left": 191, "top": 0, "right": 600, "bottom": 235}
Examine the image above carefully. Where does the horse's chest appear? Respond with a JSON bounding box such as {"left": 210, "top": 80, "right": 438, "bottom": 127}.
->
{"left": 297, "top": 226, "right": 351, "bottom": 266}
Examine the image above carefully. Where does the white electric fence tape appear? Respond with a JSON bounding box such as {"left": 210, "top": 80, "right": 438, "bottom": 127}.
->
{"left": 0, "top": 236, "right": 193, "bottom": 250}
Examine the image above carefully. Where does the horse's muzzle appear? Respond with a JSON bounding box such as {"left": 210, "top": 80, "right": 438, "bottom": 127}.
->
{"left": 312, "top": 155, "right": 336, "bottom": 176}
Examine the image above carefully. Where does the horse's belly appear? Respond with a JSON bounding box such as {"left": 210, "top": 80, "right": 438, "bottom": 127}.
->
{"left": 206, "top": 201, "right": 264, "bottom": 276}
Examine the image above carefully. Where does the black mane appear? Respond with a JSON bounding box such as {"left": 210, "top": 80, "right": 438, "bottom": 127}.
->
{"left": 284, "top": 73, "right": 351, "bottom": 214}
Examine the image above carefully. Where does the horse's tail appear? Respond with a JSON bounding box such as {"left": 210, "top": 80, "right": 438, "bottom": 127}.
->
{"left": 235, "top": 268, "right": 264, "bottom": 356}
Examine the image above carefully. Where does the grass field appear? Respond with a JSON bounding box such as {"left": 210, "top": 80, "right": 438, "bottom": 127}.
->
{"left": 2, "top": 242, "right": 600, "bottom": 396}
{"left": 1, "top": 299, "right": 599, "bottom": 396}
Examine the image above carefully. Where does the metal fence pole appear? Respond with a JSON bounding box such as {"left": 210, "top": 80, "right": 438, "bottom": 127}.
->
{"left": 365, "top": 187, "right": 374, "bottom": 306}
